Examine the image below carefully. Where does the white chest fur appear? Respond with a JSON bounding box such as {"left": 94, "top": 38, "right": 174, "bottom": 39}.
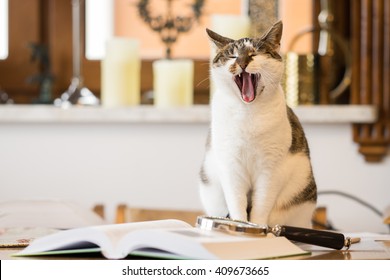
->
{"left": 211, "top": 84, "right": 292, "bottom": 172}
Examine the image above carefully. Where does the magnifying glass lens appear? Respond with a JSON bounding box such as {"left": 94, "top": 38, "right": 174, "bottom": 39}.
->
{"left": 196, "top": 216, "right": 268, "bottom": 236}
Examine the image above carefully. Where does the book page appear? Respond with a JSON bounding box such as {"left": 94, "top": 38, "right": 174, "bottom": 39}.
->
{"left": 15, "top": 219, "right": 192, "bottom": 258}
{"left": 98, "top": 219, "right": 192, "bottom": 249}
{"left": 115, "top": 227, "right": 308, "bottom": 260}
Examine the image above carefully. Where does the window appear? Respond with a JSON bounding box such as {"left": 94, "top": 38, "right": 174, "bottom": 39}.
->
{"left": 85, "top": 0, "right": 113, "bottom": 60}
{"left": 0, "top": 0, "right": 8, "bottom": 59}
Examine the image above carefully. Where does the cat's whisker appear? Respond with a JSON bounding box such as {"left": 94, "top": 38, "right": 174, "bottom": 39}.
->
{"left": 259, "top": 70, "right": 278, "bottom": 85}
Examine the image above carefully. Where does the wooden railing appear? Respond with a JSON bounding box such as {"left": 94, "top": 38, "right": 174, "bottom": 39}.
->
{"left": 351, "top": 0, "right": 390, "bottom": 162}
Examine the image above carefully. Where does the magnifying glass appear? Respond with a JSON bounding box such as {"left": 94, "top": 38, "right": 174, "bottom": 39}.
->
{"left": 196, "top": 215, "right": 359, "bottom": 250}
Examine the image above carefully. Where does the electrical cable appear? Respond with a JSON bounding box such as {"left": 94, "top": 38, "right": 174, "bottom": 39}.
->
{"left": 313, "top": 190, "right": 390, "bottom": 232}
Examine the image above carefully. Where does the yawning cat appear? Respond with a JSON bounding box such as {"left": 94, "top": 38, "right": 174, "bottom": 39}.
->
{"left": 199, "top": 21, "right": 317, "bottom": 228}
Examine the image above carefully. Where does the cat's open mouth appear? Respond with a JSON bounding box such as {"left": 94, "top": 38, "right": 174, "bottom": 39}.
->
{"left": 234, "top": 71, "right": 260, "bottom": 103}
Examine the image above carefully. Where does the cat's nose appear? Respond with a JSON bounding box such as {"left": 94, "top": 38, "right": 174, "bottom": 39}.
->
{"left": 238, "top": 62, "right": 248, "bottom": 70}
{"left": 236, "top": 57, "right": 250, "bottom": 70}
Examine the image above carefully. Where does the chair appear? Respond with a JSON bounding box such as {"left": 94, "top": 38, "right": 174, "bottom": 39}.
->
{"left": 115, "top": 204, "right": 204, "bottom": 226}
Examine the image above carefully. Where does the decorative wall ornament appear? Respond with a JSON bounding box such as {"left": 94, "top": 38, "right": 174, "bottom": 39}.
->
{"left": 137, "top": 0, "right": 204, "bottom": 58}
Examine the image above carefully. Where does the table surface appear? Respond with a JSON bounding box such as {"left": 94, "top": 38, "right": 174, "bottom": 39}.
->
{"left": 1, "top": 239, "right": 389, "bottom": 260}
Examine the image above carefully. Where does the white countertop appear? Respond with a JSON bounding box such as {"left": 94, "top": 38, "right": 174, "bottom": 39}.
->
{"left": 0, "top": 104, "right": 377, "bottom": 124}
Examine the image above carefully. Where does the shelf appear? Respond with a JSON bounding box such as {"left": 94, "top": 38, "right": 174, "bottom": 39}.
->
{"left": 0, "top": 104, "right": 377, "bottom": 124}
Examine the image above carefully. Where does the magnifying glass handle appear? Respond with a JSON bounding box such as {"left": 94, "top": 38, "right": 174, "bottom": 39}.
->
{"left": 275, "top": 225, "right": 346, "bottom": 250}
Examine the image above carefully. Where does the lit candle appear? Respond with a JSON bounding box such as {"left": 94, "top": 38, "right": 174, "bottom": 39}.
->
{"left": 153, "top": 59, "right": 194, "bottom": 107}
{"left": 101, "top": 38, "right": 140, "bottom": 107}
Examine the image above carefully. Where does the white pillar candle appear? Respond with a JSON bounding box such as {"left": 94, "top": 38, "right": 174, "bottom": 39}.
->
{"left": 153, "top": 59, "right": 194, "bottom": 107}
{"left": 101, "top": 38, "right": 140, "bottom": 107}
{"left": 211, "top": 14, "right": 251, "bottom": 40}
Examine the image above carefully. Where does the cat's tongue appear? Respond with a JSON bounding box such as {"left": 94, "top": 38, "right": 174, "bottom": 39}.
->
{"left": 241, "top": 71, "right": 255, "bottom": 103}
{"left": 234, "top": 71, "right": 256, "bottom": 103}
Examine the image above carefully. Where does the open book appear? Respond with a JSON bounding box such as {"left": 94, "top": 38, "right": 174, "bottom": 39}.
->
{"left": 14, "top": 219, "right": 309, "bottom": 260}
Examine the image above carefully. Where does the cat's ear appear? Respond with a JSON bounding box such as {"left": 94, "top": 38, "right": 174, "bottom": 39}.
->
{"left": 258, "top": 21, "right": 283, "bottom": 52}
{"left": 206, "top": 28, "right": 234, "bottom": 49}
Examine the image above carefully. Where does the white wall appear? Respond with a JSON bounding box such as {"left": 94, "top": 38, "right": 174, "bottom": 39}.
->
{"left": 0, "top": 123, "right": 208, "bottom": 223}
{"left": 0, "top": 122, "right": 389, "bottom": 233}
{"left": 304, "top": 124, "right": 390, "bottom": 233}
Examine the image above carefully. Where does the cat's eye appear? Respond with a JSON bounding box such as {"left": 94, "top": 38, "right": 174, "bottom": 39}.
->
{"left": 228, "top": 55, "right": 238, "bottom": 59}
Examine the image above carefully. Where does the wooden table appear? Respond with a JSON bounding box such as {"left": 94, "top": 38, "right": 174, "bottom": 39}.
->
{"left": 1, "top": 239, "right": 389, "bottom": 260}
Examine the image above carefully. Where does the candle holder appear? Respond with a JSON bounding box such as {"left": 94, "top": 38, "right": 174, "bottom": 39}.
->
{"left": 0, "top": 87, "right": 13, "bottom": 104}
{"left": 54, "top": 0, "right": 99, "bottom": 108}
{"left": 137, "top": 0, "right": 204, "bottom": 58}
{"left": 27, "top": 43, "right": 54, "bottom": 104}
